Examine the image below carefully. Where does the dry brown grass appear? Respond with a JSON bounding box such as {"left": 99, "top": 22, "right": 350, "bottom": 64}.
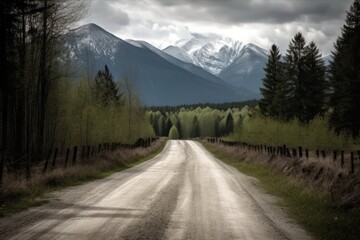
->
{"left": 205, "top": 141, "right": 360, "bottom": 209}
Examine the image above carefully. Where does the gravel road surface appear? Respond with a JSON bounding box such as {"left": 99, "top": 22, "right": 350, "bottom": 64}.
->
{"left": 0, "top": 140, "right": 312, "bottom": 240}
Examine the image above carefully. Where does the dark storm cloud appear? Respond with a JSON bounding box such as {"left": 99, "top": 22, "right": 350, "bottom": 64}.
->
{"left": 83, "top": 0, "right": 356, "bottom": 54}
{"left": 153, "top": 0, "right": 352, "bottom": 24}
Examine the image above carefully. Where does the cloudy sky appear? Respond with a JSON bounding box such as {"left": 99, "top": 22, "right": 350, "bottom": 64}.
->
{"left": 81, "top": 0, "right": 354, "bottom": 54}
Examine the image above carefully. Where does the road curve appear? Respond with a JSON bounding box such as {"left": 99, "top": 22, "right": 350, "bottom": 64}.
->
{"left": 0, "top": 140, "right": 312, "bottom": 240}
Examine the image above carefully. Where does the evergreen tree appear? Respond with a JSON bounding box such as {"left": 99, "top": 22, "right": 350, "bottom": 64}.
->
{"left": 175, "top": 116, "right": 183, "bottom": 139}
{"left": 164, "top": 118, "right": 172, "bottom": 137}
{"left": 192, "top": 116, "right": 200, "bottom": 138}
{"left": 283, "top": 33, "right": 327, "bottom": 123}
{"left": 224, "top": 113, "right": 234, "bottom": 136}
{"left": 92, "top": 65, "right": 121, "bottom": 106}
{"left": 330, "top": 0, "right": 360, "bottom": 137}
{"left": 259, "top": 44, "right": 283, "bottom": 117}
{"left": 168, "top": 125, "right": 179, "bottom": 140}
{"left": 303, "top": 41, "right": 327, "bottom": 121}
{"left": 285, "top": 32, "right": 308, "bottom": 121}
{"left": 157, "top": 115, "right": 165, "bottom": 136}
{"left": 149, "top": 113, "right": 159, "bottom": 136}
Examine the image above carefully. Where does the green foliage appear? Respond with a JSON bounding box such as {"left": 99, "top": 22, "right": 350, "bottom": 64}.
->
{"left": 49, "top": 77, "right": 154, "bottom": 148}
{"left": 330, "top": 0, "right": 360, "bottom": 137}
{"left": 92, "top": 65, "right": 122, "bottom": 106}
{"left": 286, "top": 33, "right": 327, "bottom": 122}
{"left": 231, "top": 112, "right": 353, "bottom": 150}
{"left": 146, "top": 100, "right": 259, "bottom": 114}
{"left": 192, "top": 116, "right": 200, "bottom": 138}
{"left": 303, "top": 42, "right": 327, "bottom": 119}
{"left": 168, "top": 125, "right": 179, "bottom": 139}
{"left": 147, "top": 106, "right": 239, "bottom": 139}
{"left": 259, "top": 44, "right": 284, "bottom": 117}
{"left": 261, "top": 33, "right": 327, "bottom": 123}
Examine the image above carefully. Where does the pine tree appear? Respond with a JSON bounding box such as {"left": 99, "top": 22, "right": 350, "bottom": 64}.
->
{"left": 285, "top": 32, "right": 308, "bottom": 122}
{"left": 175, "top": 115, "right": 183, "bottom": 139}
{"left": 92, "top": 65, "right": 121, "bottom": 106}
{"left": 259, "top": 44, "right": 283, "bottom": 117}
{"left": 157, "top": 115, "right": 165, "bottom": 136}
{"left": 164, "top": 118, "right": 172, "bottom": 137}
{"left": 224, "top": 113, "right": 234, "bottom": 136}
{"left": 330, "top": 0, "right": 360, "bottom": 137}
{"left": 303, "top": 41, "right": 327, "bottom": 122}
{"left": 192, "top": 116, "right": 200, "bottom": 138}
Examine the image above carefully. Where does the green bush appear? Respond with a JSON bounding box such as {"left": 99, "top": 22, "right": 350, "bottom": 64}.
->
{"left": 168, "top": 125, "right": 179, "bottom": 139}
{"left": 230, "top": 115, "right": 354, "bottom": 150}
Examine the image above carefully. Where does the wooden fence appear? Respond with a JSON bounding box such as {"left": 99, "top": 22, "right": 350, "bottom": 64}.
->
{"left": 207, "top": 138, "right": 360, "bottom": 174}
{"left": 40, "top": 137, "right": 159, "bottom": 173}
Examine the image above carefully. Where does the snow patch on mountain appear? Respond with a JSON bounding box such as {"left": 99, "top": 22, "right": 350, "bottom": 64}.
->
{"left": 164, "top": 33, "right": 267, "bottom": 76}
{"left": 62, "top": 24, "right": 259, "bottom": 106}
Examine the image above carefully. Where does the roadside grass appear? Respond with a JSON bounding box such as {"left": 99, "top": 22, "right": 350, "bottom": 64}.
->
{"left": 203, "top": 142, "right": 360, "bottom": 240}
{"left": 0, "top": 139, "right": 167, "bottom": 217}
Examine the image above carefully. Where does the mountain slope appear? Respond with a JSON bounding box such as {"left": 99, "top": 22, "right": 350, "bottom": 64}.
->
{"left": 63, "top": 24, "right": 257, "bottom": 106}
{"left": 219, "top": 44, "right": 268, "bottom": 93}
{"left": 126, "top": 40, "right": 222, "bottom": 84}
{"left": 163, "top": 34, "right": 268, "bottom": 93}
{"left": 164, "top": 34, "right": 247, "bottom": 75}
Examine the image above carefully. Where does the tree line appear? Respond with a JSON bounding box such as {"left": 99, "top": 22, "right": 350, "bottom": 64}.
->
{"left": 146, "top": 100, "right": 259, "bottom": 114}
{"left": 259, "top": 0, "right": 360, "bottom": 138}
{"left": 147, "top": 106, "right": 251, "bottom": 139}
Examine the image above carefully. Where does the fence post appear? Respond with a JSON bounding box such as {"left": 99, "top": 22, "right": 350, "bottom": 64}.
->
{"left": 81, "top": 146, "right": 85, "bottom": 160}
{"left": 43, "top": 148, "right": 52, "bottom": 173}
{"left": 51, "top": 148, "right": 58, "bottom": 168}
{"left": 287, "top": 148, "right": 291, "bottom": 158}
{"left": 316, "top": 150, "right": 320, "bottom": 158}
{"left": 92, "top": 146, "right": 96, "bottom": 156}
{"left": 299, "top": 146, "right": 303, "bottom": 158}
{"left": 321, "top": 150, "right": 326, "bottom": 159}
{"left": 333, "top": 150, "right": 337, "bottom": 161}
{"left": 72, "top": 146, "right": 78, "bottom": 165}
{"left": 305, "top": 149, "right": 309, "bottom": 158}
{"left": 283, "top": 145, "right": 286, "bottom": 156}
{"left": 65, "top": 148, "right": 70, "bottom": 167}
{"left": 87, "top": 146, "right": 91, "bottom": 159}
{"left": 350, "top": 152, "right": 355, "bottom": 174}
{"left": 341, "top": 151, "right": 344, "bottom": 168}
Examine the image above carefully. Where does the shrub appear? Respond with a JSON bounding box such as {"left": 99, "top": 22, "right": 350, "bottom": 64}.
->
{"left": 168, "top": 125, "right": 179, "bottom": 139}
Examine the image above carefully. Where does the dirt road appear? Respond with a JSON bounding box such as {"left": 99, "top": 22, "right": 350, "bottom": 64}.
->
{"left": 0, "top": 140, "right": 311, "bottom": 239}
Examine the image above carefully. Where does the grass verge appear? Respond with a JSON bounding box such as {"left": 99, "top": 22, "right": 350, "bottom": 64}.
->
{"left": 202, "top": 142, "right": 360, "bottom": 240}
{"left": 0, "top": 139, "right": 167, "bottom": 217}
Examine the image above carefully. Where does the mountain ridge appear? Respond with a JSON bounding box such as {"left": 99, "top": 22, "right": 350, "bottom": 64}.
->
{"left": 163, "top": 34, "right": 268, "bottom": 93}
{"left": 63, "top": 23, "right": 259, "bottom": 106}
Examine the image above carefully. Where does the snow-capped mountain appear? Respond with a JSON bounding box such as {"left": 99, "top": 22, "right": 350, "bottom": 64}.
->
{"left": 219, "top": 44, "right": 268, "bottom": 93}
{"left": 164, "top": 34, "right": 268, "bottom": 93}
{"left": 63, "top": 24, "right": 258, "bottom": 106}
{"left": 164, "top": 34, "right": 253, "bottom": 75}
